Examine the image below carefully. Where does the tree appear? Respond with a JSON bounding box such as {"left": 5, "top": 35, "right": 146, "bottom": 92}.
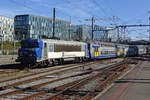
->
{"left": 72, "top": 34, "right": 82, "bottom": 41}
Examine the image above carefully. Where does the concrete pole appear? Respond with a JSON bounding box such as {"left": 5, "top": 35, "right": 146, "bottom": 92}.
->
{"left": 149, "top": 17, "right": 150, "bottom": 42}
{"left": 117, "top": 27, "right": 120, "bottom": 42}
{"left": 92, "top": 16, "right": 95, "bottom": 41}
{"left": 52, "top": 8, "right": 56, "bottom": 39}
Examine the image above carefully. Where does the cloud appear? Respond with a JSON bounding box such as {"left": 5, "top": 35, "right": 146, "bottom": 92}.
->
{"left": 0, "top": 8, "right": 19, "bottom": 18}
{"left": 0, "top": 6, "right": 34, "bottom": 18}
{"left": 0, "top": 0, "right": 112, "bottom": 25}
{"left": 25, "top": 0, "right": 93, "bottom": 24}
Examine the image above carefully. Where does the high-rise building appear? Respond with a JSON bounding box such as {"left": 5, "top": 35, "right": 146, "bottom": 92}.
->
{"left": 14, "top": 14, "right": 71, "bottom": 40}
{"left": 73, "top": 25, "right": 107, "bottom": 41}
{"left": 94, "top": 25, "right": 108, "bottom": 41}
{"left": 0, "top": 16, "right": 14, "bottom": 41}
{"left": 72, "top": 25, "right": 91, "bottom": 41}
{"left": 107, "top": 28, "right": 118, "bottom": 42}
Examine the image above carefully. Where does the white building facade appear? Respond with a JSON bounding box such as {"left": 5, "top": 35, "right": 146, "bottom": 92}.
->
{"left": 0, "top": 16, "right": 14, "bottom": 41}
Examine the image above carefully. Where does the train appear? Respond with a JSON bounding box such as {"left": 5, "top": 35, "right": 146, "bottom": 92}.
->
{"left": 16, "top": 39, "right": 149, "bottom": 67}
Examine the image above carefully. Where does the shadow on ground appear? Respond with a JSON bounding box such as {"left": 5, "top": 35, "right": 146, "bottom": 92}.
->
{"left": 133, "top": 55, "right": 150, "bottom": 61}
{"left": 0, "top": 60, "right": 75, "bottom": 70}
{"left": 0, "top": 64, "right": 25, "bottom": 70}
{"left": 0, "top": 55, "right": 149, "bottom": 70}
{"left": 115, "top": 78, "right": 150, "bottom": 84}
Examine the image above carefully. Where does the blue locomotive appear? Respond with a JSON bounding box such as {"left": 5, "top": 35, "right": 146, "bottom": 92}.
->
{"left": 16, "top": 39, "right": 147, "bottom": 66}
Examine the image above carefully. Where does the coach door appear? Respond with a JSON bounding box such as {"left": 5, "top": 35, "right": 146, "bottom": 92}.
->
{"left": 122, "top": 48, "right": 125, "bottom": 56}
{"left": 95, "top": 47, "right": 99, "bottom": 57}
{"left": 117, "top": 48, "right": 120, "bottom": 56}
{"left": 44, "top": 43, "right": 47, "bottom": 59}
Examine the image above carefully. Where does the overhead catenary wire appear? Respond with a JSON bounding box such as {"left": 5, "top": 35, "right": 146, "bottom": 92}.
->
{"left": 63, "top": 0, "right": 115, "bottom": 25}
{"left": 8, "top": 0, "right": 49, "bottom": 15}
{"left": 90, "top": 0, "right": 123, "bottom": 25}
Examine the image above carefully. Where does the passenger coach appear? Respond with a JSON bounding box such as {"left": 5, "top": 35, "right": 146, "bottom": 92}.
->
{"left": 88, "top": 41, "right": 118, "bottom": 59}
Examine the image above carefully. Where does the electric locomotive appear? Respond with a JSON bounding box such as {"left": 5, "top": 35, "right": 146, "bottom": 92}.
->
{"left": 16, "top": 39, "right": 88, "bottom": 66}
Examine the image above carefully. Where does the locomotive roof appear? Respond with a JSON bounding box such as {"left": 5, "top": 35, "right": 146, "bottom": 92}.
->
{"left": 42, "top": 39, "right": 86, "bottom": 45}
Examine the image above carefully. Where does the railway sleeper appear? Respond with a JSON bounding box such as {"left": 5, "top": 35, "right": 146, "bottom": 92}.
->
{"left": 1, "top": 60, "right": 128, "bottom": 99}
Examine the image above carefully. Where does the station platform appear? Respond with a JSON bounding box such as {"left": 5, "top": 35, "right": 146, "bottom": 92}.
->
{"left": 98, "top": 56, "right": 150, "bottom": 100}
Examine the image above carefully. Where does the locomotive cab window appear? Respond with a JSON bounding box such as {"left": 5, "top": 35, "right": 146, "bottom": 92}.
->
{"left": 21, "top": 41, "right": 39, "bottom": 48}
{"left": 44, "top": 43, "right": 47, "bottom": 48}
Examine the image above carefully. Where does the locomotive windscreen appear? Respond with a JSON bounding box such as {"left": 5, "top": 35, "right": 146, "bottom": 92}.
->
{"left": 21, "top": 41, "right": 39, "bottom": 48}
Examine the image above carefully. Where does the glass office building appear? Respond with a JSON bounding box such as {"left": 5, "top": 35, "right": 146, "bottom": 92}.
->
{"left": 14, "top": 14, "right": 70, "bottom": 40}
{"left": 73, "top": 25, "right": 91, "bottom": 41}
{"left": 107, "top": 28, "right": 118, "bottom": 42}
{"left": 0, "top": 16, "right": 14, "bottom": 41}
{"left": 94, "top": 25, "right": 108, "bottom": 41}
{"left": 73, "top": 25, "right": 107, "bottom": 41}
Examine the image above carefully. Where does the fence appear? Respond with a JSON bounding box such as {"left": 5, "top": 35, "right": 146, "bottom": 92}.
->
{"left": 0, "top": 50, "right": 18, "bottom": 55}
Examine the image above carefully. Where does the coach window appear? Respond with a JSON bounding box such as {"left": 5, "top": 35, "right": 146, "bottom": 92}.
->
{"left": 102, "top": 51, "right": 104, "bottom": 55}
{"left": 49, "top": 44, "right": 54, "bottom": 52}
{"left": 105, "top": 51, "right": 107, "bottom": 55}
{"left": 108, "top": 51, "right": 110, "bottom": 55}
{"left": 43, "top": 43, "right": 47, "bottom": 57}
{"left": 44, "top": 43, "right": 47, "bottom": 47}
{"left": 81, "top": 45, "right": 85, "bottom": 51}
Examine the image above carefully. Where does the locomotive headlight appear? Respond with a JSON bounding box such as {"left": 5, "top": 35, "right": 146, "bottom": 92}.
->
{"left": 28, "top": 54, "right": 33, "bottom": 56}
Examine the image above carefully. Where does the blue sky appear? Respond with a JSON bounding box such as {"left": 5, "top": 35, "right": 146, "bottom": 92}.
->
{"left": 0, "top": 0, "right": 150, "bottom": 40}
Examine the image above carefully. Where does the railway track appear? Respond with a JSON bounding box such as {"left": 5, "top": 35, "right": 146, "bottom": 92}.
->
{"left": 0, "top": 70, "right": 14, "bottom": 74}
{"left": 0, "top": 58, "right": 119, "bottom": 90}
{"left": 0, "top": 61, "right": 97, "bottom": 90}
{"left": 0, "top": 59, "right": 114, "bottom": 99}
{"left": 0, "top": 57, "right": 138, "bottom": 100}
{"left": 0, "top": 63, "right": 76, "bottom": 84}
{"left": 0, "top": 58, "right": 117, "bottom": 81}
{"left": 19, "top": 58, "right": 136, "bottom": 100}
{"left": 45, "top": 59, "right": 130, "bottom": 100}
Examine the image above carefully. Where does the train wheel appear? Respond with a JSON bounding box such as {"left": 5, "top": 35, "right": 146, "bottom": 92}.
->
{"left": 45, "top": 60, "right": 50, "bottom": 66}
{"left": 80, "top": 58, "right": 84, "bottom": 63}
{"left": 58, "top": 59, "right": 62, "bottom": 65}
{"left": 61, "top": 58, "right": 64, "bottom": 64}
{"left": 52, "top": 60, "right": 56, "bottom": 66}
{"left": 58, "top": 58, "right": 64, "bottom": 65}
{"left": 27, "top": 64, "right": 31, "bottom": 68}
{"left": 75, "top": 57, "right": 80, "bottom": 63}
{"left": 77, "top": 57, "right": 83, "bottom": 63}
